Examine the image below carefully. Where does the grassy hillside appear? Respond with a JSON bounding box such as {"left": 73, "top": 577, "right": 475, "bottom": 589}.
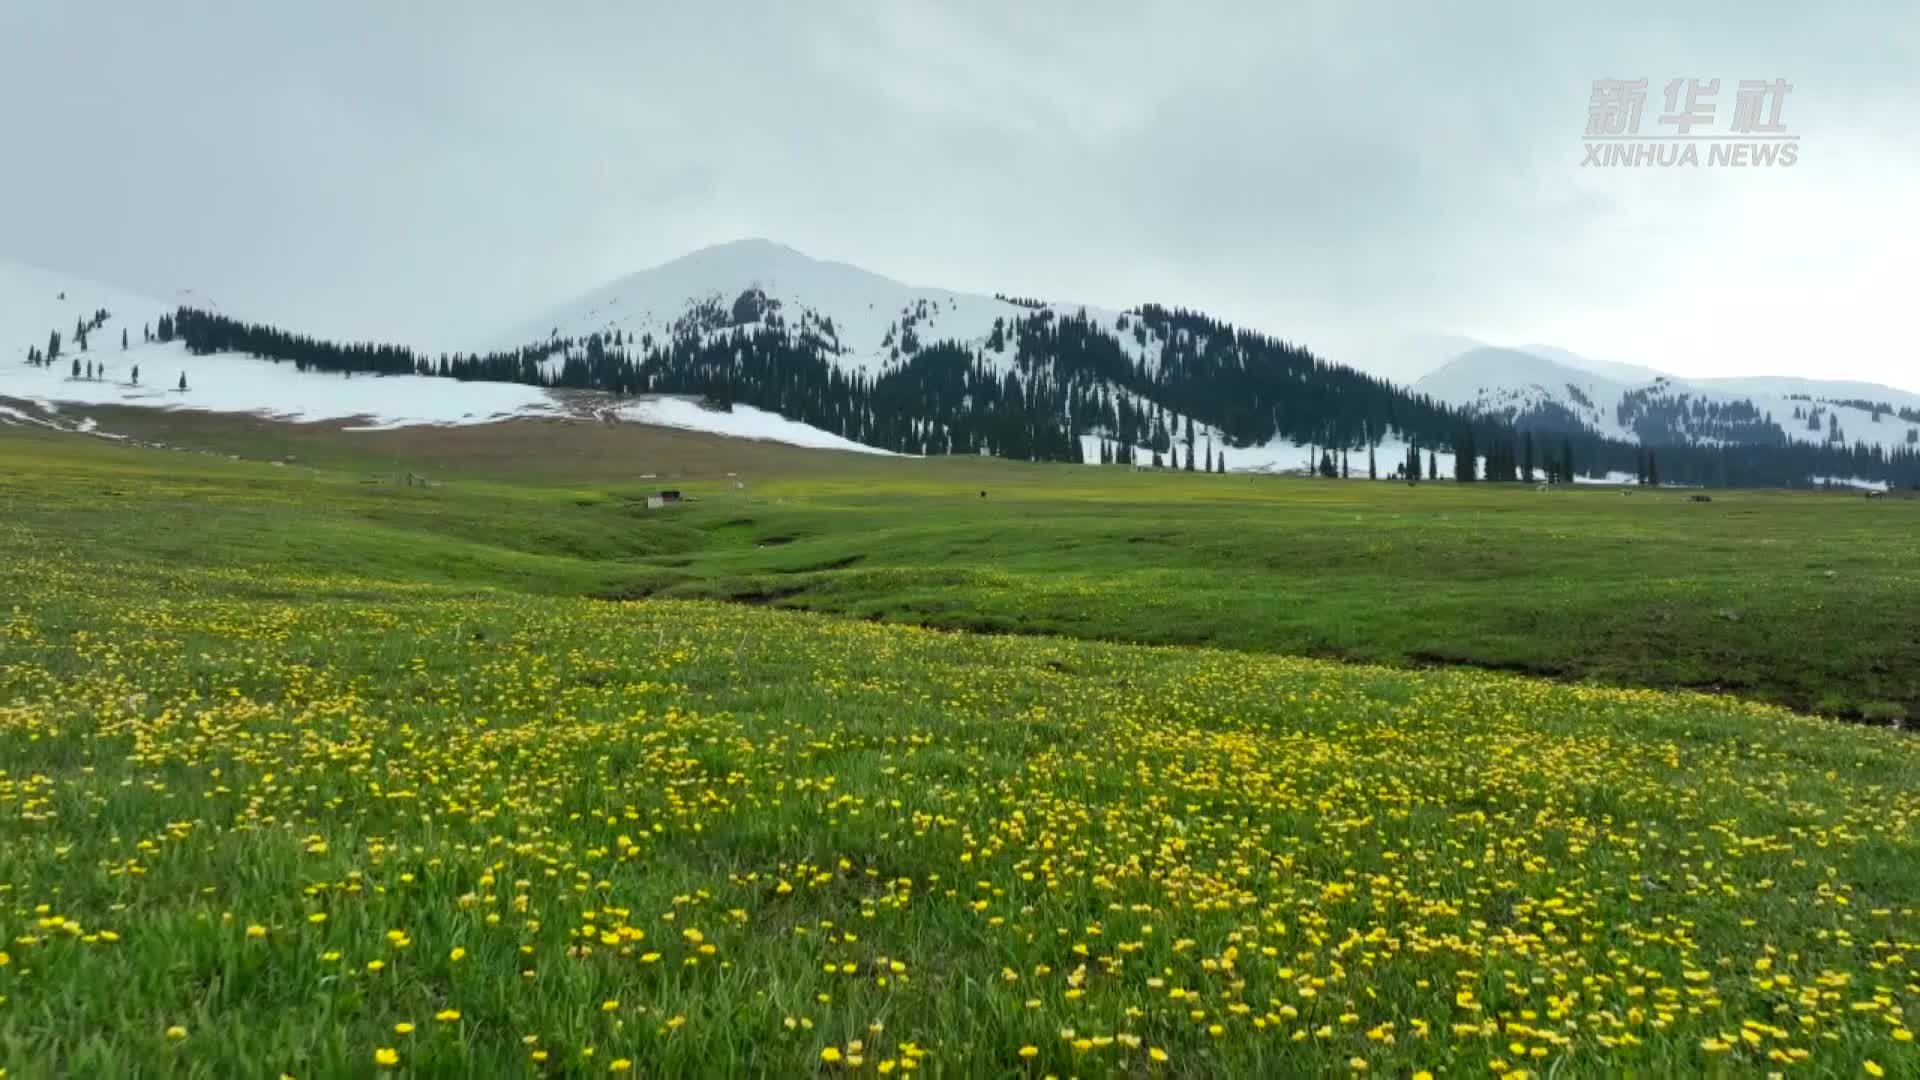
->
{"left": 2, "top": 435, "right": 1916, "bottom": 1075}
{"left": 5, "top": 418, "right": 1917, "bottom": 721}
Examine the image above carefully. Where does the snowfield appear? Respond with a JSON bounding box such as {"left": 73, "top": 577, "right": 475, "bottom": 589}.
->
{"left": 0, "top": 256, "right": 176, "bottom": 352}
{"left": 1, "top": 344, "right": 568, "bottom": 428}
{"left": 613, "top": 396, "right": 895, "bottom": 455}
{"left": 2, "top": 256, "right": 571, "bottom": 428}
{"left": 1812, "top": 475, "right": 1892, "bottom": 493}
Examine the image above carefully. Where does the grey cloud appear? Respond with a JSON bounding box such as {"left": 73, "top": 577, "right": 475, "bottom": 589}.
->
{"left": 1, "top": 1, "right": 1913, "bottom": 383}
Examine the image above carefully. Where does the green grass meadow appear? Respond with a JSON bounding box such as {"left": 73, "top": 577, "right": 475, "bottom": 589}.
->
{"left": 9, "top": 416, "right": 1918, "bottom": 721}
{"left": 0, "top": 418, "right": 1917, "bottom": 1077}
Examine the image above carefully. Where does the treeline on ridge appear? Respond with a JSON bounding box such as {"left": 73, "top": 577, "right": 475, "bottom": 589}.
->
{"left": 154, "top": 305, "right": 1920, "bottom": 488}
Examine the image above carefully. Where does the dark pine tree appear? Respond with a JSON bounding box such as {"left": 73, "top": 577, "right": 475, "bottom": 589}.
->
{"left": 1454, "top": 430, "right": 1478, "bottom": 482}
{"left": 1522, "top": 431, "right": 1536, "bottom": 483}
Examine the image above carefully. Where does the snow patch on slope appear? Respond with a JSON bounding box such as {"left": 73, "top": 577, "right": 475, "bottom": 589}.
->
{"left": 613, "top": 396, "right": 895, "bottom": 454}
{"left": 2, "top": 342, "right": 568, "bottom": 427}
{"left": 1, "top": 257, "right": 175, "bottom": 358}
{"left": 2, "top": 257, "right": 565, "bottom": 427}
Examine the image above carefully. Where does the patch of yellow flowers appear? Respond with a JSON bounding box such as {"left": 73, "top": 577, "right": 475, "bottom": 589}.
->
{"left": 0, "top": 548, "right": 1914, "bottom": 1075}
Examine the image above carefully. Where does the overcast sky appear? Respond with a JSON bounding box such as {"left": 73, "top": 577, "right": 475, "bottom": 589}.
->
{"left": 3, "top": 2, "right": 1915, "bottom": 387}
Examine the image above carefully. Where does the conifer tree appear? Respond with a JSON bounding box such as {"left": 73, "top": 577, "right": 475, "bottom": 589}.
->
{"left": 122, "top": 328, "right": 129, "bottom": 351}
{"left": 72, "top": 357, "right": 80, "bottom": 378}
{"left": 1522, "top": 431, "right": 1536, "bottom": 482}
{"left": 178, "top": 371, "right": 187, "bottom": 391}
{"left": 1368, "top": 443, "right": 1377, "bottom": 479}
{"left": 1454, "top": 430, "right": 1478, "bottom": 482}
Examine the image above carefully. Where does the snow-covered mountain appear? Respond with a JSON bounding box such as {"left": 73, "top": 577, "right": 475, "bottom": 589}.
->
{"left": 479, "top": 238, "right": 1495, "bottom": 473}
{"left": 0, "top": 255, "right": 880, "bottom": 450}
{"left": 483, "top": 237, "right": 1161, "bottom": 379}
{"left": 1511, "top": 344, "right": 1667, "bottom": 385}
{"left": 1415, "top": 346, "right": 1635, "bottom": 438}
{"left": 0, "top": 257, "right": 573, "bottom": 430}
{"left": 1415, "top": 343, "right": 1920, "bottom": 452}
{"left": 9, "top": 241, "right": 1920, "bottom": 484}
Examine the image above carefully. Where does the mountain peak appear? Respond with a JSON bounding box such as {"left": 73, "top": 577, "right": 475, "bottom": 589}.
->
{"left": 483, "top": 241, "right": 982, "bottom": 362}
{"left": 1416, "top": 341, "right": 1920, "bottom": 451}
